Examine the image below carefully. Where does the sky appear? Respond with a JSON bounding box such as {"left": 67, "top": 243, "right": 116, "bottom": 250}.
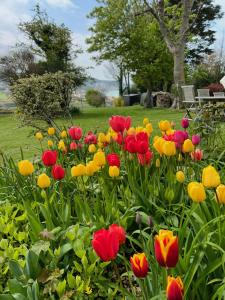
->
{"left": 0, "top": 0, "right": 225, "bottom": 80}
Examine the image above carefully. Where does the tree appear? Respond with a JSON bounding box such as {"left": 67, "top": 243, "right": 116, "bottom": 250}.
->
{"left": 19, "top": 4, "right": 80, "bottom": 73}
{"left": 87, "top": 0, "right": 173, "bottom": 103}
{"left": 0, "top": 45, "right": 40, "bottom": 85}
{"left": 139, "top": 0, "right": 222, "bottom": 107}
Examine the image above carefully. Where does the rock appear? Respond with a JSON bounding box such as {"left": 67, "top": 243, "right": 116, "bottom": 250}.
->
{"left": 155, "top": 92, "right": 173, "bottom": 108}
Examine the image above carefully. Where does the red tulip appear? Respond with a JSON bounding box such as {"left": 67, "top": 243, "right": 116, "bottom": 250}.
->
{"left": 191, "top": 149, "right": 203, "bottom": 161}
{"left": 51, "top": 164, "right": 65, "bottom": 180}
{"left": 136, "top": 140, "right": 149, "bottom": 154}
{"left": 130, "top": 253, "right": 149, "bottom": 278}
{"left": 115, "top": 132, "right": 123, "bottom": 145}
{"left": 138, "top": 150, "right": 153, "bottom": 166}
{"left": 136, "top": 132, "right": 148, "bottom": 143}
{"left": 42, "top": 150, "right": 57, "bottom": 167}
{"left": 92, "top": 228, "right": 119, "bottom": 261}
{"left": 68, "top": 127, "right": 82, "bottom": 140}
{"left": 84, "top": 132, "right": 97, "bottom": 144}
{"left": 70, "top": 141, "right": 77, "bottom": 151}
{"left": 192, "top": 134, "right": 201, "bottom": 145}
{"left": 109, "top": 115, "right": 131, "bottom": 133}
{"left": 124, "top": 135, "right": 137, "bottom": 153}
{"left": 109, "top": 224, "right": 126, "bottom": 245}
{"left": 167, "top": 276, "right": 184, "bottom": 300}
{"left": 106, "top": 153, "right": 120, "bottom": 168}
{"left": 154, "top": 230, "right": 179, "bottom": 268}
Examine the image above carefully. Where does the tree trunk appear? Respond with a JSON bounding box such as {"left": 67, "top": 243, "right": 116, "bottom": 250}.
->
{"left": 171, "top": 47, "right": 185, "bottom": 109}
{"left": 144, "top": 88, "right": 153, "bottom": 108}
{"left": 118, "top": 65, "right": 123, "bottom": 96}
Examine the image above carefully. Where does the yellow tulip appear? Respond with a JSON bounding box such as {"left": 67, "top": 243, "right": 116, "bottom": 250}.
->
{"left": 176, "top": 171, "right": 185, "bottom": 183}
{"left": 48, "top": 127, "right": 55, "bottom": 136}
{"left": 58, "top": 140, "right": 66, "bottom": 151}
{"left": 35, "top": 132, "right": 43, "bottom": 140}
{"left": 60, "top": 130, "right": 67, "bottom": 138}
{"left": 47, "top": 140, "right": 53, "bottom": 147}
{"left": 216, "top": 184, "right": 225, "bottom": 204}
{"left": 158, "top": 120, "right": 171, "bottom": 132}
{"left": 202, "top": 165, "right": 221, "bottom": 188}
{"left": 136, "top": 126, "right": 144, "bottom": 133}
{"left": 156, "top": 158, "right": 160, "bottom": 168}
{"left": 37, "top": 173, "right": 50, "bottom": 189}
{"left": 18, "top": 160, "right": 34, "bottom": 176}
{"left": 146, "top": 123, "right": 153, "bottom": 134}
{"left": 153, "top": 137, "right": 165, "bottom": 155}
{"left": 98, "top": 132, "right": 106, "bottom": 143}
{"left": 88, "top": 144, "right": 96, "bottom": 153}
{"left": 109, "top": 166, "right": 120, "bottom": 177}
{"left": 182, "top": 139, "right": 194, "bottom": 153}
{"left": 93, "top": 151, "right": 106, "bottom": 167}
{"left": 127, "top": 127, "right": 136, "bottom": 135}
{"left": 71, "top": 164, "right": 86, "bottom": 177}
{"left": 85, "top": 161, "right": 99, "bottom": 176}
{"left": 188, "top": 182, "right": 206, "bottom": 202}
{"left": 163, "top": 141, "right": 176, "bottom": 156}
{"left": 143, "top": 118, "right": 149, "bottom": 126}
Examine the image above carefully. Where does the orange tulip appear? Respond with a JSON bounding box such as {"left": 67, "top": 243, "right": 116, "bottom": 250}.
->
{"left": 167, "top": 276, "right": 184, "bottom": 300}
{"left": 130, "top": 253, "right": 149, "bottom": 278}
{"left": 154, "top": 230, "right": 179, "bottom": 268}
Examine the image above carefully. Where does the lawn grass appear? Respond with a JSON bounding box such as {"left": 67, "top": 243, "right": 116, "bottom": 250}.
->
{"left": 0, "top": 106, "right": 184, "bottom": 159}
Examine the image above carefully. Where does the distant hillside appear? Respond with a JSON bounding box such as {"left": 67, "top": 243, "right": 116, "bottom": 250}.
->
{"left": 77, "top": 78, "right": 119, "bottom": 97}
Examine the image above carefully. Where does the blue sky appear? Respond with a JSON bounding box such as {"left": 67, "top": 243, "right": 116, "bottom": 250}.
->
{"left": 0, "top": 0, "right": 224, "bottom": 80}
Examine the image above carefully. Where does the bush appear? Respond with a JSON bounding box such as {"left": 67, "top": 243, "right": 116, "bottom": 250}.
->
{"left": 11, "top": 72, "right": 80, "bottom": 124}
{"left": 113, "top": 96, "right": 124, "bottom": 107}
{"left": 85, "top": 89, "right": 105, "bottom": 107}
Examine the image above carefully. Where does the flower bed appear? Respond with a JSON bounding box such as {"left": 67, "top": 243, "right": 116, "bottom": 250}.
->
{"left": 0, "top": 115, "right": 224, "bottom": 299}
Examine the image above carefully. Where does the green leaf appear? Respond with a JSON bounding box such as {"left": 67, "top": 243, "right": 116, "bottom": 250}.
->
{"left": 9, "top": 261, "right": 24, "bottom": 280}
{"left": 67, "top": 273, "right": 76, "bottom": 289}
{"left": 56, "top": 279, "right": 66, "bottom": 297}
{"left": 8, "top": 279, "right": 26, "bottom": 296}
{"left": 25, "top": 251, "right": 41, "bottom": 280}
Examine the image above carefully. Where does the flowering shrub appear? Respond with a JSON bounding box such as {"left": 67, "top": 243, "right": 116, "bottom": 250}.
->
{"left": 0, "top": 115, "right": 225, "bottom": 299}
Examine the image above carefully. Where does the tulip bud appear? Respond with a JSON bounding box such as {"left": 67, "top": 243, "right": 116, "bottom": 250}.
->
{"left": 136, "top": 212, "right": 142, "bottom": 225}
{"left": 216, "top": 184, "right": 225, "bottom": 204}
{"left": 181, "top": 118, "right": 189, "bottom": 129}
{"left": 147, "top": 216, "right": 154, "bottom": 228}
{"left": 202, "top": 165, "right": 220, "bottom": 188}
{"left": 187, "top": 182, "right": 206, "bottom": 202}
{"left": 176, "top": 171, "right": 185, "bottom": 183}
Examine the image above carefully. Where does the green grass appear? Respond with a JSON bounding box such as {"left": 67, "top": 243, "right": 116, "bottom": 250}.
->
{"left": 0, "top": 106, "right": 184, "bottom": 160}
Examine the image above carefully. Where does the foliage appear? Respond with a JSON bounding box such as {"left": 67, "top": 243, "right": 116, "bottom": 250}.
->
{"left": 85, "top": 89, "right": 105, "bottom": 107}
{"left": 113, "top": 96, "right": 124, "bottom": 107}
{"left": 11, "top": 72, "right": 85, "bottom": 125}
{"left": 0, "top": 114, "right": 225, "bottom": 299}
{"left": 207, "top": 83, "right": 224, "bottom": 94}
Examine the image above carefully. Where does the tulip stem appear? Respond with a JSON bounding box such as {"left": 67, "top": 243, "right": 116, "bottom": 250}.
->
{"left": 162, "top": 268, "right": 168, "bottom": 290}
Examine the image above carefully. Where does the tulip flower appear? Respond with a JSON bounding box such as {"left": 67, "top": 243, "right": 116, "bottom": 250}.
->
{"left": 143, "top": 117, "right": 149, "bottom": 125}
{"left": 60, "top": 130, "right": 67, "bottom": 138}
{"left": 137, "top": 150, "right": 153, "bottom": 166}
{"left": 35, "top": 132, "right": 43, "bottom": 140}
{"left": 18, "top": 160, "right": 34, "bottom": 176}
{"left": 159, "top": 120, "right": 171, "bottom": 132}
{"left": 191, "top": 149, "right": 203, "bottom": 161}
{"left": 163, "top": 141, "right": 176, "bottom": 156}
{"left": 153, "top": 137, "right": 165, "bottom": 155}
{"left": 154, "top": 230, "right": 179, "bottom": 268}
{"left": 42, "top": 150, "right": 57, "bottom": 167}
{"left": 167, "top": 276, "right": 184, "bottom": 300}
{"left": 181, "top": 118, "right": 189, "bottom": 129}
{"left": 216, "top": 184, "right": 225, "bottom": 204}
{"left": 109, "top": 166, "right": 120, "bottom": 177}
{"left": 37, "top": 173, "right": 51, "bottom": 189}
{"left": 88, "top": 144, "right": 96, "bottom": 153}
{"left": 109, "top": 115, "right": 131, "bottom": 133}
{"left": 109, "top": 224, "right": 126, "bottom": 245}
{"left": 71, "top": 164, "right": 86, "bottom": 177}
{"left": 130, "top": 253, "right": 149, "bottom": 278}
{"left": 47, "top": 140, "right": 53, "bottom": 147}
{"left": 176, "top": 171, "right": 185, "bottom": 183}
{"left": 48, "top": 127, "right": 55, "bottom": 135}
{"left": 146, "top": 123, "right": 153, "bottom": 134}
{"left": 68, "top": 126, "right": 82, "bottom": 140}
{"left": 182, "top": 139, "right": 194, "bottom": 153}
{"left": 84, "top": 132, "right": 97, "bottom": 144}
{"left": 187, "top": 182, "right": 206, "bottom": 202}
{"left": 70, "top": 141, "right": 77, "bottom": 151}
{"left": 192, "top": 134, "right": 201, "bottom": 145}
{"left": 85, "top": 161, "right": 99, "bottom": 176}
{"left": 93, "top": 151, "right": 106, "bottom": 167}
{"left": 58, "top": 140, "right": 66, "bottom": 152}
{"left": 107, "top": 153, "right": 120, "bottom": 167}
{"left": 202, "top": 165, "right": 220, "bottom": 188}
{"left": 52, "top": 165, "right": 65, "bottom": 180}
{"left": 92, "top": 228, "right": 120, "bottom": 261}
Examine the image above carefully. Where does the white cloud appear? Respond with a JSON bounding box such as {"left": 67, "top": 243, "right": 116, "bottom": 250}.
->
{"left": 44, "top": 0, "right": 77, "bottom": 9}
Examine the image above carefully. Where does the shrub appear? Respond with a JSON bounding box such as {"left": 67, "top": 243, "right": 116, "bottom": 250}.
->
{"left": 11, "top": 72, "right": 80, "bottom": 124}
{"left": 85, "top": 89, "right": 105, "bottom": 107}
{"left": 113, "top": 96, "right": 124, "bottom": 107}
